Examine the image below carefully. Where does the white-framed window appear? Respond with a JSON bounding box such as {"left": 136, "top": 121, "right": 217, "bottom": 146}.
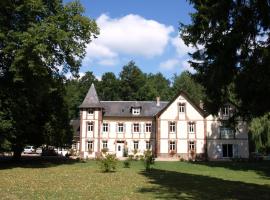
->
{"left": 132, "top": 107, "right": 141, "bottom": 115}
{"left": 222, "top": 144, "right": 233, "bottom": 157}
{"left": 87, "top": 122, "right": 94, "bottom": 132}
{"left": 88, "top": 108, "right": 94, "bottom": 114}
{"left": 102, "top": 141, "right": 108, "bottom": 149}
{"left": 146, "top": 141, "right": 151, "bottom": 150}
{"left": 188, "top": 122, "right": 195, "bottom": 133}
{"left": 134, "top": 141, "right": 139, "bottom": 150}
{"left": 169, "top": 141, "right": 176, "bottom": 151}
{"left": 133, "top": 123, "right": 140, "bottom": 133}
{"left": 188, "top": 141, "right": 195, "bottom": 151}
{"left": 179, "top": 103, "right": 185, "bottom": 113}
{"left": 220, "top": 127, "right": 234, "bottom": 139}
{"left": 103, "top": 123, "right": 108, "bottom": 132}
{"left": 169, "top": 122, "right": 176, "bottom": 133}
{"left": 145, "top": 123, "right": 152, "bottom": 133}
{"left": 222, "top": 106, "right": 230, "bottom": 116}
{"left": 117, "top": 123, "right": 124, "bottom": 133}
{"left": 87, "top": 141, "right": 93, "bottom": 151}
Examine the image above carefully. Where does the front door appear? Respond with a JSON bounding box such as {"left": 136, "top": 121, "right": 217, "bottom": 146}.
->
{"left": 116, "top": 143, "right": 124, "bottom": 157}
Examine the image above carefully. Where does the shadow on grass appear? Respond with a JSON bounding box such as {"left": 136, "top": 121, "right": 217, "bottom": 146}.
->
{"left": 190, "top": 161, "right": 270, "bottom": 179}
{"left": 0, "top": 155, "right": 84, "bottom": 170}
{"left": 139, "top": 168, "right": 270, "bottom": 200}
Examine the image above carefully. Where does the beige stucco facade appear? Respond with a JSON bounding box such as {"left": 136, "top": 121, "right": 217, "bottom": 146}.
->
{"left": 76, "top": 85, "right": 249, "bottom": 160}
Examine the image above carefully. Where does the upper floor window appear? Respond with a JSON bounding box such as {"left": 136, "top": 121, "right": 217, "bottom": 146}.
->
{"left": 103, "top": 123, "right": 108, "bottom": 132}
{"left": 87, "top": 122, "right": 94, "bottom": 132}
{"left": 145, "top": 123, "right": 152, "bottom": 133}
{"left": 134, "top": 141, "right": 139, "bottom": 150}
{"left": 188, "top": 122, "right": 195, "bottom": 133}
{"left": 179, "top": 103, "right": 185, "bottom": 113}
{"left": 88, "top": 108, "right": 94, "bottom": 114}
{"left": 169, "top": 141, "right": 176, "bottom": 151}
{"left": 222, "top": 106, "right": 230, "bottom": 116}
{"left": 133, "top": 123, "right": 140, "bottom": 133}
{"left": 169, "top": 122, "right": 176, "bottom": 133}
{"left": 220, "top": 127, "right": 234, "bottom": 139}
{"left": 117, "top": 123, "right": 124, "bottom": 133}
{"left": 132, "top": 107, "right": 141, "bottom": 115}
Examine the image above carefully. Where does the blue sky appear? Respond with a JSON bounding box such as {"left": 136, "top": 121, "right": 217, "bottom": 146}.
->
{"left": 65, "top": 0, "right": 194, "bottom": 79}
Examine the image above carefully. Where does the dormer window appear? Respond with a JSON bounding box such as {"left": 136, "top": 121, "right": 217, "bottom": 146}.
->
{"left": 222, "top": 106, "right": 230, "bottom": 116}
{"left": 132, "top": 107, "right": 141, "bottom": 115}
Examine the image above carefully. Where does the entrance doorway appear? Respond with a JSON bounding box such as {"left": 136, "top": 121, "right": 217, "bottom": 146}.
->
{"left": 116, "top": 142, "right": 124, "bottom": 157}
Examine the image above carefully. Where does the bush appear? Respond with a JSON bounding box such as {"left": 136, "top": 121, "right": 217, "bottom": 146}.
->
{"left": 123, "top": 160, "right": 130, "bottom": 168}
{"left": 99, "top": 154, "right": 118, "bottom": 172}
{"left": 123, "top": 147, "right": 128, "bottom": 157}
{"left": 128, "top": 154, "right": 134, "bottom": 160}
{"left": 101, "top": 148, "right": 109, "bottom": 155}
{"left": 143, "top": 150, "right": 155, "bottom": 171}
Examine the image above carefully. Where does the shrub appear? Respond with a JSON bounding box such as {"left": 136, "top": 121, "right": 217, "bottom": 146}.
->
{"left": 169, "top": 150, "right": 176, "bottom": 157}
{"left": 123, "top": 160, "right": 130, "bottom": 168}
{"left": 123, "top": 147, "right": 128, "bottom": 157}
{"left": 143, "top": 150, "right": 155, "bottom": 171}
{"left": 99, "top": 154, "right": 118, "bottom": 172}
{"left": 101, "top": 148, "right": 109, "bottom": 155}
{"left": 128, "top": 154, "right": 134, "bottom": 160}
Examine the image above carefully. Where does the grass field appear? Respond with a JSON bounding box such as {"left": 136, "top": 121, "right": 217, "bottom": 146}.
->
{"left": 0, "top": 157, "right": 270, "bottom": 200}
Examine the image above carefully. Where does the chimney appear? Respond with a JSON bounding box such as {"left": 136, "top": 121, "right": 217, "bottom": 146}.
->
{"left": 199, "top": 100, "right": 204, "bottom": 109}
{"left": 156, "top": 96, "right": 160, "bottom": 106}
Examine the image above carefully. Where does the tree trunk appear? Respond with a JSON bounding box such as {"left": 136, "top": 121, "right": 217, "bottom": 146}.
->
{"left": 12, "top": 144, "right": 23, "bottom": 161}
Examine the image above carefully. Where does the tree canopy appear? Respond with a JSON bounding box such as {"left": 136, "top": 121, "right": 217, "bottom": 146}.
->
{"left": 65, "top": 61, "right": 205, "bottom": 120}
{"left": 181, "top": 0, "right": 270, "bottom": 118}
{"left": 0, "top": 0, "right": 98, "bottom": 159}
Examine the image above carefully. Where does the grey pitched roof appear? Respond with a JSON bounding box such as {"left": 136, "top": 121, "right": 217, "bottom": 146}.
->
{"left": 101, "top": 101, "right": 168, "bottom": 117}
{"left": 79, "top": 83, "right": 102, "bottom": 108}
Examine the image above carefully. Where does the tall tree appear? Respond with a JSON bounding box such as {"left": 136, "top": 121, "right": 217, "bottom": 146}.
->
{"left": 181, "top": 0, "right": 270, "bottom": 118}
{"left": 172, "top": 71, "right": 205, "bottom": 104}
{"left": 98, "top": 72, "right": 120, "bottom": 101}
{"left": 0, "top": 0, "right": 98, "bottom": 159}
{"left": 119, "top": 61, "right": 147, "bottom": 100}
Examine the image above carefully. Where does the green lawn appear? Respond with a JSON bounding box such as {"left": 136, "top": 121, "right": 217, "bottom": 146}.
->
{"left": 0, "top": 158, "right": 270, "bottom": 200}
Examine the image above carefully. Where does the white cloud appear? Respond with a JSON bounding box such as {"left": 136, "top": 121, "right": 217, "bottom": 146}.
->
{"left": 84, "top": 14, "right": 174, "bottom": 66}
{"left": 159, "top": 59, "right": 180, "bottom": 70}
{"left": 159, "top": 58, "right": 195, "bottom": 73}
{"left": 171, "top": 36, "right": 194, "bottom": 58}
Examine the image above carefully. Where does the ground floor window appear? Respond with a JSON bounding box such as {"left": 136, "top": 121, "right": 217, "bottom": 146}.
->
{"left": 102, "top": 141, "right": 108, "bottom": 149}
{"left": 134, "top": 141, "right": 139, "bottom": 150}
{"left": 222, "top": 144, "right": 233, "bottom": 157}
{"left": 146, "top": 141, "right": 151, "bottom": 150}
{"left": 169, "top": 141, "right": 176, "bottom": 151}
{"left": 87, "top": 141, "right": 93, "bottom": 151}
{"left": 188, "top": 141, "right": 195, "bottom": 151}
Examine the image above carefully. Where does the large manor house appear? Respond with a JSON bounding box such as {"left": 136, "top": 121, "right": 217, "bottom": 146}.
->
{"left": 72, "top": 83, "right": 249, "bottom": 160}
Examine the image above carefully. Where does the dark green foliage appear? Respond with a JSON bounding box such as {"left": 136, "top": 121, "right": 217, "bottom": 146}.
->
{"left": 143, "top": 150, "right": 155, "bottom": 171}
{"left": 119, "top": 61, "right": 147, "bottom": 100}
{"left": 249, "top": 112, "right": 270, "bottom": 154}
{"left": 171, "top": 71, "right": 205, "bottom": 104}
{"left": 0, "top": 0, "right": 98, "bottom": 159}
{"left": 99, "top": 154, "right": 118, "bottom": 172}
{"left": 123, "top": 160, "right": 131, "bottom": 168}
{"left": 181, "top": 0, "right": 270, "bottom": 118}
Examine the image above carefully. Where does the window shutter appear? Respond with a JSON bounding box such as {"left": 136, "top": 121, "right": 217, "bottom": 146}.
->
{"left": 108, "top": 123, "right": 110, "bottom": 133}
{"left": 143, "top": 124, "right": 145, "bottom": 133}
{"left": 116, "top": 123, "right": 118, "bottom": 133}
{"left": 124, "top": 123, "right": 126, "bottom": 132}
